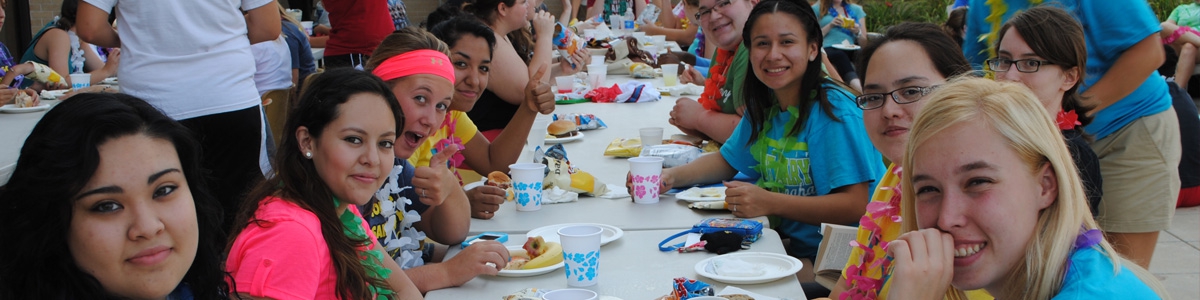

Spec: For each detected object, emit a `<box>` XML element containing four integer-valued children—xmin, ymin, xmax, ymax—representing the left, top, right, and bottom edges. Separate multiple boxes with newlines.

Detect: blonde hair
<box><xmin>277</xmin><ymin>2</ymin><xmax>302</xmax><ymax>29</ymax></box>
<box><xmin>898</xmin><ymin>77</ymin><xmax>1166</xmax><ymax>299</ymax></box>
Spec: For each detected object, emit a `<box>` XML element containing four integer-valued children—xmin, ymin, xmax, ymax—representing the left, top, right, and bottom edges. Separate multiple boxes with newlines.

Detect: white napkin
<box><xmin>718</xmin><ymin>286</ymin><xmax>787</xmax><ymax>300</ymax></box>
<box><xmin>541</xmin><ymin>186</ymin><xmax>579</xmax><ymax>204</ymax></box>
<box><xmin>596</xmin><ymin>184</ymin><xmax>631</xmax><ymax>199</ymax></box>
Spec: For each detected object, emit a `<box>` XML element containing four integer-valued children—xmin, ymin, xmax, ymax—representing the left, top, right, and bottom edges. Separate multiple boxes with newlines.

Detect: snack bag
<box><xmin>639</xmin><ymin>144</ymin><xmax>703</xmax><ymax>168</ymax></box>
<box><xmin>671</xmin><ymin>277</ymin><xmax>715</xmax><ymax>300</ymax></box>
<box><xmin>553</xmin><ymin>22</ymin><xmax>587</xmax><ymax>58</ymax></box>
<box><xmin>628</xmin><ymin>62</ymin><xmax>656</xmax><ymax>79</ymax></box>
<box><xmin>541</xmin><ymin>144</ymin><xmax>609</xmax><ymax>195</ymax></box>
<box><xmin>25</xmin><ymin>62</ymin><xmax>67</xmax><ymax>86</ymax></box>
<box><xmin>552</xmin><ymin>113</ymin><xmax>608</xmax><ymax>130</ymax></box>
<box><xmin>603</xmin><ymin>138</ymin><xmax>643</xmax><ymax>157</ymax></box>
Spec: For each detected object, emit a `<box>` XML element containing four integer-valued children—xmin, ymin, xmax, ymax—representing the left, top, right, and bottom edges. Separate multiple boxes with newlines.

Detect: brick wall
<box><xmin>28</xmin><ymin>0</ymin><xmax>59</xmax><ymax>35</ymax></box>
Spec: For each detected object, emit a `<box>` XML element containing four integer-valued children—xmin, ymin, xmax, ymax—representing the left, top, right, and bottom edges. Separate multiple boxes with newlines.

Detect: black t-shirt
<box><xmin>468</xmin><ymin>89</ymin><xmax>520</xmax><ymax>131</ymax></box>
<box><xmin>1168</xmin><ymin>81</ymin><xmax>1200</xmax><ymax>188</ymax></box>
<box><xmin>1064</xmin><ymin>129</ymin><xmax>1103</xmax><ymax>217</ymax></box>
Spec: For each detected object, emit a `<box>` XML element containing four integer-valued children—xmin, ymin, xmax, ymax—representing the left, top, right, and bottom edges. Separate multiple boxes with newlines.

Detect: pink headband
<box><xmin>372</xmin><ymin>49</ymin><xmax>456</xmax><ymax>84</ymax></box>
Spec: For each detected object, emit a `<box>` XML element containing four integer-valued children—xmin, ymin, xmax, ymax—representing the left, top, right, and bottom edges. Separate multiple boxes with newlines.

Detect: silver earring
<box><xmin>305</xmin><ymin>151</ymin><xmax>313</xmax><ymax>159</ymax></box>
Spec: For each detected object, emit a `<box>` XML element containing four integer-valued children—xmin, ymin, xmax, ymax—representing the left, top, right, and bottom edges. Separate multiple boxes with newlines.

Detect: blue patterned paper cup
<box><xmin>510</xmin><ymin>163</ymin><xmax>545</xmax><ymax>211</ymax></box>
<box><xmin>558</xmin><ymin>225</ymin><xmax>602</xmax><ymax>287</ymax></box>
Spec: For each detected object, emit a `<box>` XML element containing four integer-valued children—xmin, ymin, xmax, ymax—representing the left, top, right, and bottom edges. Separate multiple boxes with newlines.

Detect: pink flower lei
<box><xmin>841</xmin><ymin>166</ymin><xmax>903</xmax><ymax>300</ymax></box>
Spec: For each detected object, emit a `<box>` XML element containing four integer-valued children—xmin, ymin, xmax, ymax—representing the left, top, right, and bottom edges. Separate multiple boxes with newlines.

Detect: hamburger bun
<box><xmin>547</xmin><ymin>120</ymin><xmax>578</xmax><ymax>138</ymax></box>
<box><xmin>486</xmin><ymin>171</ymin><xmax>512</xmax><ymax>189</ymax></box>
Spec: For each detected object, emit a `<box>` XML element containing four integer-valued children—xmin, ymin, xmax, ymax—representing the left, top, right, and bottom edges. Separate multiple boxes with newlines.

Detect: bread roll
<box><xmin>547</xmin><ymin>120</ymin><xmax>577</xmax><ymax>137</ymax></box>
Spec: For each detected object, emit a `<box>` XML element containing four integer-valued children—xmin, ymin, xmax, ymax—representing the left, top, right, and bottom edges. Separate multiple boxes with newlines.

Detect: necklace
<box><xmin>332</xmin><ymin>197</ymin><xmax>395</xmax><ymax>299</ymax></box>
<box><xmin>698</xmin><ymin>47</ymin><xmax>736</xmax><ymax>112</ymax></box>
<box><xmin>842</xmin><ymin>166</ymin><xmax>903</xmax><ymax>300</ymax></box>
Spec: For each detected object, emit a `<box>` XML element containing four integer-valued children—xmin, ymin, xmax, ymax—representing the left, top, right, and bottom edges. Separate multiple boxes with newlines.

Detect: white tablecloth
<box><xmin>427</xmin><ymin>230</ymin><xmax>806</xmax><ymax>300</ymax></box>
<box><xmin>0</xmin><ymin>100</ymin><xmax>61</xmax><ymax>184</ymax></box>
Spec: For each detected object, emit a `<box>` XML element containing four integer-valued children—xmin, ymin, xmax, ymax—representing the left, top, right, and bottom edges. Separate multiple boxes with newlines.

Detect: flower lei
<box><xmin>981</xmin><ymin>0</ymin><xmax>1043</xmax><ymax>65</ymax></box>
<box><xmin>333</xmin><ymin>197</ymin><xmax>395</xmax><ymax>299</ymax></box>
<box><xmin>432</xmin><ymin>113</ymin><xmax>466</xmax><ymax>184</ymax></box>
<box><xmin>1056</xmin><ymin>110</ymin><xmax>1081</xmax><ymax>130</ymax></box>
<box><xmin>698</xmin><ymin>47</ymin><xmax>736</xmax><ymax>112</ymax></box>
<box><xmin>841</xmin><ymin>166</ymin><xmax>903</xmax><ymax>300</ymax></box>
<box><xmin>749</xmin><ymin>103</ymin><xmax>801</xmax><ymax>192</ymax></box>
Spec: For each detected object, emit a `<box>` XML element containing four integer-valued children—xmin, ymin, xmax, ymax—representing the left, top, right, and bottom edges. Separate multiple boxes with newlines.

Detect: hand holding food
<box><xmin>485</xmin><ymin>171</ymin><xmax>515</xmax><ymax>201</ymax></box>
<box><xmin>504</xmin><ymin>236</ymin><xmax>564</xmax><ymax>270</ymax></box>
<box><xmin>12</xmin><ymin>90</ymin><xmax>38</xmax><ymax>108</ymax></box>
<box><xmin>23</xmin><ymin>62</ymin><xmax>67</xmax><ymax>87</ymax></box>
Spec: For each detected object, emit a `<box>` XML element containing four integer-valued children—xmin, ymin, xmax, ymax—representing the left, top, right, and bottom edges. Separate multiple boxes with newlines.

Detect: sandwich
<box><xmin>547</xmin><ymin>120</ymin><xmax>578</xmax><ymax>138</ymax></box>
<box><xmin>486</xmin><ymin>171</ymin><xmax>515</xmax><ymax>201</ymax></box>
<box><xmin>13</xmin><ymin>91</ymin><xmax>38</xmax><ymax>108</ymax></box>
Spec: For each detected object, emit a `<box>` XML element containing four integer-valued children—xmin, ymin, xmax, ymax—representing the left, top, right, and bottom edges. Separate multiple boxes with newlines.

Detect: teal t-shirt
<box><xmin>1053</xmin><ymin>247</ymin><xmax>1161</xmax><ymax>299</ymax></box>
<box><xmin>719</xmin><ymin>81</ymin><xmax>884</xmax><ymax>258</ymax></box>
<box><xmin>1169</xmin><ymin>3</ymin><xmax>1200</xmax><ymax>28</ymax></box>
<box><xmin>812</xmin><ymin>3</ymin><xmax>865</xmax><ymax>47</ymax></box>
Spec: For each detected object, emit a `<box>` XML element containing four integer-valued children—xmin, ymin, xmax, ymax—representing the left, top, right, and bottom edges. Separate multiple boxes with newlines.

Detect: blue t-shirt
<box><xmin>281</xmin><ymin>21</ymin><xmax>317</xmax><ymax>88</ymax></box>
<box><xmin>812</xmin><ymin>3</ymin><xmax>866</xmax><ymax>47</ymax></box>
<box><xmin>964</xmin><ymin>0</ymin><xmax>1171</xmax><ymax>140</ymax></box>
<box><xmin>1053</xmin><ymin>247</ymin><xmax>1160</xmax><ymax>299</ymax></box>
<box><xmin>360</xmin><ymin>159</ymin><xmax>431</xmax><ymax>269</ymax></box>
<box><xmin>719</xmin><ymin>82</ymin><xmax>885</xmax><ymax>258</ymax></box>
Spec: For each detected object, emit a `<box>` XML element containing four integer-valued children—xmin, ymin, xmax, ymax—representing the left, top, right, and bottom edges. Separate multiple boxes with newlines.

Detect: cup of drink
<box><xmin>628</xmin><ymin>156</ymin><xmax>664</xmax><ymax>204</ymax></box>
<box><xmin>301</xmin><ymin>21</ymin><xmax>314</xmax><ymax>36</ymax></box>
<box><xmin>555</xmin><ymin>76</ymin><xmax>574</xmax><ymax>94</ymax></box>
<box><xmin>587</xmin><ymin>65</ymin><xmax>607</xmax><ymax>89</ymax></box>
<box><xmin>639</xmin><ymin>127</ymin><xmax>663</xmax><ymax>146</ymax></box>
<box><xmin>591</xmin><ymin>55</ymin><xmax>605</xmax><ymax>65</ymax></box>
<box><xmin>542</xmin><ymin>289</ymin><xmax>599</xmax><ymax>300</ymax></box>
<box><xmin>509</xmin><ymin>163</ymin><xmax>546</xmax><ymax>211</ymax></box>
<box><xmin>70</xmin><ymin>74</ymin><xmax>91</xmax><ymax>91</ymax></box>
<box><xmin>558</xmin><ymin>225</ymin><xmax>603</xmax><ymax>287</ymax></box>
<box><xmin>661</xmin><ymin>64</ymin><xmax>679</xmax><ymax>87</ymax></box>
<box><xmin>652</xmin><ymin>35</ymin><xmax>667</xmax><ymax>49</ymax></box>
<box><xmin>632</xmin><ymin>32</ymin><xmax>647</xmax><ymax>44</ymax></box>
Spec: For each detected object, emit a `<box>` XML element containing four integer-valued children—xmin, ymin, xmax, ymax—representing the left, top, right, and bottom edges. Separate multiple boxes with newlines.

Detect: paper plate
<box><xmin>99</xmin><ymin>77</ymin><xmax>119</xmax><ymax>85</ymax></box>
<box><xmin>39</xmin><ymin>89</ymin><xmax>69</xmax><ymax>100</ymax></box>
<box><xmin>546</xmin><ymin>131</ymin><xmax>584</xmax><ymax>144</ymax></box>
<box><xmin>676</xmin><ymin>186</ymin><xmax>727</xmax><ymax>202</ymax></box>
<box><xmin>526</xmin><ymin>223</ymin><xmax>623</xmax><ymax>246</ymax></box>
<box><xmin>496</xmin><ymin>246</ymin><xmax>564</xmax><ymax>277</ymax></box>
<box><xmin>0</xmin><ymin>103</ymin><xmax>50</xmax><ymax>113</ymax></box>
<box><xmin>463</xmin><ymin>178</ymin><xmax>487</xmax><ymax>191</ymax></box>
<box><xmin>831</xmin><ymin>43</ymin><xmax>860</xmax><ymax>51</ymax></box>
<box><xmin>695</xmin><ymin>252</ymin><xmax>803</xmax><ymax>284</ymax></box>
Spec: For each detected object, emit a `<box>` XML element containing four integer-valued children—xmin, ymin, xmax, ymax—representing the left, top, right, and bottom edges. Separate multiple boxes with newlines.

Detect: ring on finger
<box><xmin>731</xmin><ymin>204</ymin><xmax>737</xmax><ymax>212</ymax></box>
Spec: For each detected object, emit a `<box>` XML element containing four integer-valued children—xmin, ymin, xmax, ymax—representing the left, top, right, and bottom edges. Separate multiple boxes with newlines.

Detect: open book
<box><xmin>813</xmin><ymin>223</ymin><xmax>858</xmax><ymax>289</ymax></box>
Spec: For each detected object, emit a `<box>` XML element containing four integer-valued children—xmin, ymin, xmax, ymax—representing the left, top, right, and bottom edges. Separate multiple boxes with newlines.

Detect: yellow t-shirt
<box><xmin>408</xmin><ymin>111</ymin><xmax>479</xmax><ymax>168</ymax></box>
<box><xmin>840</xmin><ymin>164</ymin><xmax>992</xmax><ymax>300</ymax></box>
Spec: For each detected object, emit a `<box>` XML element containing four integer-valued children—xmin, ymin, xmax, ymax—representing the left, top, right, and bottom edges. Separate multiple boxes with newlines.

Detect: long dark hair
<box><xmin>461</xmin><ymin>0</ymin><xmax>519</xmax><ymax>26</ymax></box>
<box><xmin>996</xmin><ymin>6</ymin><xmax>1093</xmax><ymax>128</ymax></box>
<box><xmin>228</xmin><ymin>68</ymin><xmax>404</xmax><ymax>300</ymax></box>
<box><xmin>428</xmin><ymin>12</ymin><xmax>498</xmax><ymax>57</ymax></box>
<box><xmin>857</xmin><ymin>22</ymin><xmax>971</xmax><ymax>84</ymax></box>
<box><xmin>944</xmin><ymin>7</ymin><xmax>968</xmax><ymax>47</ymax></box>
<box><xmin>741</xmin><ymin>0</ymin><xmax>837</xmax><ymax>144</ymax></box>
<box><xmin>54</xmin><ymin>0</ymin><xmax>77</xmax><ymax>30</ymax></box>
<box><xmin>0</xmin><ymin>93</ymin><xmax>230</xmax><ymax>299</ymax></box>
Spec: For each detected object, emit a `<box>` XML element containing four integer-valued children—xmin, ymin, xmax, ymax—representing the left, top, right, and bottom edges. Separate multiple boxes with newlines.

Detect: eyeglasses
<box><xmin>855</xmin><ymin>85</ymin><xmax>940</xmax><ymax>110</ymax></box>
<box><xmin>985</xmin><ymin>58</ymin><xmax>1054</xmax><ymax>73</ymax></box>
<box><xmin>695</xmin><ymin>0</ymin><xmax>733</xmax><ymax>21</ymax></box>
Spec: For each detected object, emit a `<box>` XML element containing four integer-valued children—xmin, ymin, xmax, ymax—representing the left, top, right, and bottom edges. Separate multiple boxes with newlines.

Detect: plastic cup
<box><xmin>542</xmin><ymin>288</ymin><xmax>599</xmax><ymax>300</ymax></box>
<box><xmin>587</xmin><ymin>66</ymin><xmax>607</xmax><ymax>89</ymax></box>
<box><xmin>628</xmin><ymin>157</ymin><xmax>664</xmax><ymax>203</ymax></box>
<box><xmin>652</xmin><ymin>35</ymin><xmax>667</xmax><ymax>49</ymax></box>
<box><xmin>558</xmin><ymin>225</ymin><xmax>602</xmax><ymax>287</ymax></box>
<box><xmin>70</xmin><ymin>74</ymin><xmax>91</xmax><ymax>91</ymax></box>
<box><xmin>528</xmin><ymin>114</ymin><xmax>553</xmax><ymax>152</ymax></box>
<box><xmin>661</xmin><ymin>64</ymin><xmax>679</xmax><ymax>87</ymax></box>
<box><xmin>591</xmin><ymin>55</ymin><xmax>605</xmax><ymax>65</ymax></box>
<box><xmin>301</xmin><ymin>21</ymin><xmax>314</xmax><ymax>36</ymax></box>
<box><xmin>509</xmin><ymin>163</ymin><xmax>545</xmax><ymax>211</ymax></box>
<box><xmin>640</xmin><ymin>127</ymin><xmax>663</xmax><ymax>147</ymax></box>
<box><xmin>632</xmin><ymin>32</ymin><xmax>647</xmax><ymax>43</ymax></box>
<box><xmin>644</xmin><ymin>45</ymin><xmax>659</xmax><ymax>55</ymax></box>
<box><xmin>555</xmin><ymin>75</ymin><xmax>574</xmax><ymax>93</ymax></box>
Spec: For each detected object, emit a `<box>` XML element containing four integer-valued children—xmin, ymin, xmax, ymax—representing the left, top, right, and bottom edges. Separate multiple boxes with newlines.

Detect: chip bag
<box><xmin>541</xmin><ymin>144</ymin><xmax>609</xmax><ymax>195</ymax></box>
<box><xmin>25</xmin><ymin>62</ymin><xmax>67</xmax><ymax>86</ymax></box>
<box><xmin>603</xmin><ymin>138</ymin><xmax>643</xmax><ymax>157</ymax></box>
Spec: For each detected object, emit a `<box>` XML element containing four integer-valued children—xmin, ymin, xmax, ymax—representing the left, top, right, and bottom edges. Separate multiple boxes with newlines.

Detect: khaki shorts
<box><xmin>1090</xmin><ymin>108</ymin><xmax>1182</xmax><ymax>233</ymax></box>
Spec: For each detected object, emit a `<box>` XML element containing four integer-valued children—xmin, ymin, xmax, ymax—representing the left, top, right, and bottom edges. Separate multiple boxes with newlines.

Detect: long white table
<box><xmin>468</xmin><ymin>74</ymin><xmax>757</xmax><ymax>234</ymax></box>
<box><xmin>427</xmin><ymin>230</ymin><xmax>805</xmax><ymax>300</ymax></box>
<box><xmin>0</xmin><ymin>100</ymin><xmax>61</xmax><ymax>184</ymax></box>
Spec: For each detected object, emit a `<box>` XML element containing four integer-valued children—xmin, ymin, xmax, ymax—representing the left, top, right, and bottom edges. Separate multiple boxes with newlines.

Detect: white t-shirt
<box><xmin>83</xmin><ymin>0</ymin><xmax>270</xmax><ymax>120</ymax></box>
<box><xmin>251</xmin><ymin>34</ymin><xmax>292</xmax><ymax>96</ymax></box>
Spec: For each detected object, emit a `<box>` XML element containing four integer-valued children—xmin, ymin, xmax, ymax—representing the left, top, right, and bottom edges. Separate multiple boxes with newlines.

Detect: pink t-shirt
<box><xmin>226</xmin><ymin>197</ymin><xmax>377</xmax><ymax>300</ymax></box>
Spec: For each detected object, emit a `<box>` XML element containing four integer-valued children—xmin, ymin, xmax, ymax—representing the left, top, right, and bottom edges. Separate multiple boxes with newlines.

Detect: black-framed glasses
<box><xmin>855</xmin><ymin>85</ymin><xmax>940</xmax><ymax>110</ymax></box>
<box><xmin>986</xmin><ymin>58</ymin><xmax>1054</xmax><ymax>73</ymax></box>
<box><xmin>695</xmin><ymin>0</ymin><xmax>733</xmax><ymax>21</ymax></box>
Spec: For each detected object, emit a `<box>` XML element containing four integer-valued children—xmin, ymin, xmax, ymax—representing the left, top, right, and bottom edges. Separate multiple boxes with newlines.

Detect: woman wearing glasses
<box><xmin>825</xmin><ymin>22</ymin><xmax>992</xmax><ymax>300</ymax></box>
<box><xmin>989</xmin><ymin>6</ymin><xmax>1102</xmax><ymax>218</ymax></box>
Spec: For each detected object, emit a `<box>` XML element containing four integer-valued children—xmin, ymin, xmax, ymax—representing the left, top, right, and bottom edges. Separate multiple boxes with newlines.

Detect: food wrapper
<box><xmin>672</xmin><ymin>277</ymin><xmax>715</xmax><ymax>300</ymax></box>
<box><xmin>541</xmin><ymin>144</ymin><xmax>609</xmax><ymax>195</ymax></box>
<box><xmin>552</xmin><ymin>113</ymin><xmax>607</xmax><ymax>130</ymax></box>
<box><xmin>628</xmin><ymin>62</ymin><xmax>656</xmax><ymax>79</ymax></box>
<box><xmin>637</xmin><ymin>3</ymin><xmax>662</xmax><ymax>26</ymax></box>
<box><xmin>553</xmin><ymin>22</ymin><xmax>587</xmax><ymax>60</ymax></box>
<box><xmin>603</xmin><ymin>138</ymin><xmax>644</xmax><ymax>157</ymax></box>
<box><xmin>501</xmin><ymin>288</ymin><xmax>546</xmax><ymax>300</ymax></box>
<box><xmin>586</xmin><ymin>84</ymin><xmax>621</xmax><ymax>103</ymax></box>
<box><xmin>26</xmin><ymin>62</ymin><xmax>66</xmax><ymax>86</ymax></box>
<box><xmin>616</xmin><ymin>81</ymin><xmax>659</xmax><ymax>103</ymax></box>
<box><xmin>639</xmin><ymin>144</ymin><xmax>703</xmax><ymax>168</ymax></box>
<box><xmin>541</xmin><ymin>186</ymin><xmax>579</xmax><ymax>204</ymax></box>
